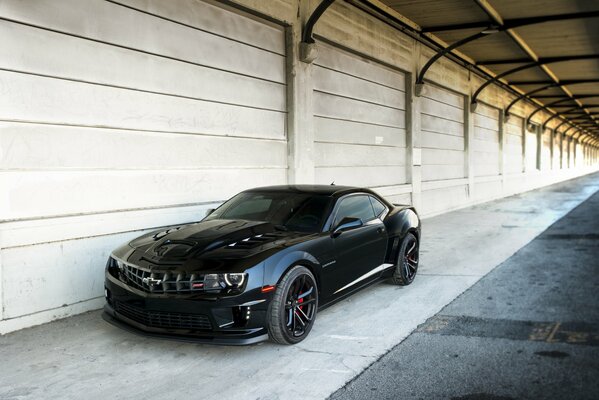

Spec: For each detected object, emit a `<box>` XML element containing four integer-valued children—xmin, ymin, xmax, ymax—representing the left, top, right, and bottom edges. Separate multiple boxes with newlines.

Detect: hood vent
<box><xmin>226</xmin><ymin>232</ymin><xmax>285</xmax><ymax>250</ymax></box>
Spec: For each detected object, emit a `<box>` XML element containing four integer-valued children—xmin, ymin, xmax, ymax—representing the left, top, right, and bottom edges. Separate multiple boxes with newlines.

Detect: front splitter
<box><xmin>102</xmin><ymin>304</ymin><xmax>269</xmax><ymax>346</ymax></box>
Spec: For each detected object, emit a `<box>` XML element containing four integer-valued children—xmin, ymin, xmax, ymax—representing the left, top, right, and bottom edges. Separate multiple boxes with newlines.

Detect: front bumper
<box><xmin>103</xmin><ymin>272</ymin><xmax>271</xmax><ymax>345</ymax></box>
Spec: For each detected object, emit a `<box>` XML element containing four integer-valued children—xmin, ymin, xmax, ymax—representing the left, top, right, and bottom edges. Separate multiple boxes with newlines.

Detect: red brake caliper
<box><xmin>298</xmin><ymin>297</ymin><xmax>304</xmax><ymax>311</ymax></box>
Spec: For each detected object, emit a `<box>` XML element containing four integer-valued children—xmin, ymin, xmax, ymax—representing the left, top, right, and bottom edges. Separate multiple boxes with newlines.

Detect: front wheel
<box><xmin>267</xmin><ymin>265</ymin><xmax>318</xmax><ymax>345</ymax></box>
<box><xmin>391</xmin><ymin>233</ymin><xmax>419</xmax><ymax>286</ymax></box>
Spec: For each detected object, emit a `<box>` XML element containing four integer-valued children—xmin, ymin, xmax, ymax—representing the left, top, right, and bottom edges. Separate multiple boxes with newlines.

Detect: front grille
<box><xmin>114</xmin><ymin>301</ymin><xmax>212</xmax><ymax>331</ymax></box>
<box><xmin>120</xmin><ymin>263</ymin><xmax>204</xmax><ymax>294</ymax></box>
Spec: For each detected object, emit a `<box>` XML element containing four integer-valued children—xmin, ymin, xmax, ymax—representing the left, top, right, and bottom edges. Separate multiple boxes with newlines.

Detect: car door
<box><xmin>324</xmin><ymin>194</ymin><xmax>388</xmax><ymax>299</ymax></box>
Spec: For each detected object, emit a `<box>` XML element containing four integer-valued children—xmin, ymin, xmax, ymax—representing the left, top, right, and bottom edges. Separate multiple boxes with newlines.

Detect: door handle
<box><xmin>377</xmin><ymin>227</ymin><xmax>385</xmax><ymax>234</ymax></box>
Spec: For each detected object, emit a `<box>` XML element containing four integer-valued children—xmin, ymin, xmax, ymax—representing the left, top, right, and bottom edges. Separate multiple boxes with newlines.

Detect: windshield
<box><xmin>205</xmin><ymin>191</ymin><xmax>333</xmax><ymax>233</ymax></box>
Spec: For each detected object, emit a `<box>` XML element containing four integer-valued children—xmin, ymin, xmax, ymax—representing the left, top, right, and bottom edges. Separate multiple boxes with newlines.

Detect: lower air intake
<box><xmin>114</xmin><ymin>301</ymin><xmax>212</xmax><ymax>331</ymax></box>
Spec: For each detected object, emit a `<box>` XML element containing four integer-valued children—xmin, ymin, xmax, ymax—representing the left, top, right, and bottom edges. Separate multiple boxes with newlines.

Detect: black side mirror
<box><xmin>332</xmin><ymin>217</ymin><xmax>363</xmax><ymax>237</ymax></box>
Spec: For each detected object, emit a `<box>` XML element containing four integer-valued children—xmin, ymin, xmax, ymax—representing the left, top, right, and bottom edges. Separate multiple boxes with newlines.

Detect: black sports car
<box><xmin>103</xmin><ymin>185</ymin><xmax>421</xmax><ymax>345</ymax></box>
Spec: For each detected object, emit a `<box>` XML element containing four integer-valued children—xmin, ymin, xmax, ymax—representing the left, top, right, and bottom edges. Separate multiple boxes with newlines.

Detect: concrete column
<box><xmin>549</xmin><ymin>129</ymin><xmax>555</xmax><ymax>170</ymax></box>
<box><xmin>521</xmin><ymin>117</ymin><xmax>527</xmax><ymax>173</ymax></box>
<box><xmin>464</xmin><ymin>94</ymin><xmax>475</xmax><ymax>199</ymax></box>
<box><xmin>560</xmin><ymin>132</ymin><xmax>564</xmax><ymax>169</ymax></box>
<box><xmin>285</xmin><ymin>1</ymin><xmax>314</xmax><ymax>184</ymax></box>
<box><xmin>406</xmin><ymin>41</ymin><xmax>422</xmax><ymax>209</ymax></box>
<box><xmin>567</xmin><ymin>136</ymin><xmax>572</xmax><ymax>168</ymax></box>
<box><xmin>536</xmin><ymin>125</ymin><xmax>542</xmax><ymax>171</ymax></box>
<box><xmin>498</xmin><ymin>109</ymin><xmax>505</xmax><ymax>187</ymax></box>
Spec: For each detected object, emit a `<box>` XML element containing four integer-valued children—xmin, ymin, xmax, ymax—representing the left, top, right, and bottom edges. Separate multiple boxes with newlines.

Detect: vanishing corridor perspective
<box><xmin>1</xmin><ymin>0</ymin><xmax>599</xmax><ymax>335</ymax></box>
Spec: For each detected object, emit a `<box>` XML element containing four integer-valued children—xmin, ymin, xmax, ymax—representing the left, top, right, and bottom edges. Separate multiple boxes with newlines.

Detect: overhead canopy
<box><xmin>348</xmin><ymin>0</ymin><xmax>599</xmax><ymax>139</ymax></box>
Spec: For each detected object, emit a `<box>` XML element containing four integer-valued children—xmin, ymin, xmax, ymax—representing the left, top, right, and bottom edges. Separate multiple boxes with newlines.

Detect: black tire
<box><xmin>391</xmin><ymin>232</ymin><xmax>419</xmax><ymax>286</ymax></box>
<box><xmin>267</xmin><ymin>265</ymin><xmax>318</xmax><ymax>345</ymax></box>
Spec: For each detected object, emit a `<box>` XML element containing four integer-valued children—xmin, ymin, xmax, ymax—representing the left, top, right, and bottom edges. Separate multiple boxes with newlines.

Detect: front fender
<box><xmin>262</xmin><ymin>250</ymin><xmax>321</xmax><ymax>288</ymax></box>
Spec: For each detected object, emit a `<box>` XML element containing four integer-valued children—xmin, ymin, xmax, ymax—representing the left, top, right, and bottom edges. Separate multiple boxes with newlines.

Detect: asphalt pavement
<box><xmin>330</xmin><ymin>185</ymin><xmax>599</xmax><ymax>400</ymax></box>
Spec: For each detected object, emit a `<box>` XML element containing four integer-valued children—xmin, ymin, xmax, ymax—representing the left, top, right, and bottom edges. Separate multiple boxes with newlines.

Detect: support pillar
<box><xmin>499</xmin><ymin>109</ymin><xmax>505</xmax><ymax>188</ymax></box>
<box><xmin>286</xmin><ymin>1</ymin><xmax>315</xmax><ymax>184</ymax></box>
<box><xmin>406</xmin><ymin>42</ymin><xmax>422</xmax><ymax>209</ymax></box>
<box><xmin>521</xmin><ymin>117</ymin><xmax>527</xmax><ymax>173</ymax></box>
<box><xmin>464</xmin><ymin>94</ymin><xmax>475</xmax><ymax>198</ymax></box>
<box><xmin>536</xmin><ymin>125</ymin><xmax>542</xmax><ymax>171</ymax></box>
<box><xmin>549</xmin><ymin>129</ymin><xmax>555</xmax><ymax>169</ymax></box>
<box><xmin>560</xmin><ymin>132</ymin><xmax>564</xmax><ymax>169</ymax></box>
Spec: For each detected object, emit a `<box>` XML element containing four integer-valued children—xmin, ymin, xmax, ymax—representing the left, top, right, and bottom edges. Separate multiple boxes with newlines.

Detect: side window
<box><xmin>333</xmin><ymin>195</ymin><xmax>376</xmax><ymax>227</ymax></box>
<box><xmin>369</xmin><ymin>196</ymin><xmax>387</xmax><ymax>218</ymax></box>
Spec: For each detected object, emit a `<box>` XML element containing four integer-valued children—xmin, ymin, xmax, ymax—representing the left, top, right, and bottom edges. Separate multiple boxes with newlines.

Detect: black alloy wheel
<box><xmin>267</xmin><ymin>265</ymin><xmax>318</xmax><ymax>345</ymax></box>
<box><xmin>391</xmin><ymin>232</ymin><xmax>419</xmax><ymax>286</ymax></box>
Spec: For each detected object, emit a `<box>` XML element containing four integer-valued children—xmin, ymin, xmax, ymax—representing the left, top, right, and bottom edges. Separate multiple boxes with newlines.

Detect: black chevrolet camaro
<box><xmin>103</xmin><ymin>185</ymin><xmax>421</xmax><ymax>345</ymax></box>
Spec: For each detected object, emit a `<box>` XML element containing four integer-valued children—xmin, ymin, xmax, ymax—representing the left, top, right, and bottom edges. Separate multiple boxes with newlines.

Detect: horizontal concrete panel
<box><xmin>473</xmin><ymin>161</ymin><xmax>500</xmax><ymax>177</ymax></box>
<box><xmin>504</xmin><ymin>158</ymin><xmax>523</xmax><ymax>174</ymax></box>
<box><xmin>0</xmin><ymin>0</ymin><xmax>285</xmax><ymax>83</ymax></box>
<box><xmin>422</xmin><ymin>148</ymin><xmax>465</xmax><ymax>166</ymax></box>
<box><xmin>474</xmin><ymin>113</ymin><xmax>499</xmax><ymax>132</ymax></box>
<box><xmin>317</xmin><ymin>0</ymin><xmax>414</xmax><ymax>71</ymax></box>
<box><xmin>386</xmin><ymin>193</ymin><xmax>412</xmax><ymax>205</ymax></box>
<box><xmin>421</xmin><ymin>116</ymin><xmax>464</xmax><ymax>137</ymax></box>
<box><xmin>2</xmin><ymin>203</ymin><xmax>217</xmax><ymax>249</ymax></box>
<box><xmin>315</xmin><ymin>165</ymin><xmax>407</xmax><ymax>187</ymax></box>
<box><xmin>421</xmin><ymin>130</ymin><xmax>465</xmax><ymax>151</ymax></box>
<box><xmin>474</xmin><ymin>138</ymin><xmax>500</xmax><ymax>153</ymax></box>
<box><xmin>421</xmin><ymin>97</ymin><xmax>464</xmax><ymax>123</ymax></box>
<box><xmin>314</xmin><ymin>66</ymin><xmax>405</xmax><ymax>109</ymax></box>
<box><xmin>421</xmin><ymin>84</ymin><xmax>464</xmax><ymax>109</ymax></box>
<box><xmin>0</xmin><ymin>21</ymin><xmax>286</xmax><ymax>112</ymax></box>
<box><xmin>421</xmin><ymin>184</ymin><xmax>468</xmax><ymax>216</ymax></box>
<box><xmin>316</xmin><ymin>43</ymin><xmax>406</xmax><ymax>90</ymax></box>
<box><xmin>371</xmin><ymin>184</ymin><xmax>413</xmax><ymax>197</ymax></box>
<box><xmin>473</xmin><ymin>179</ymin><xmax>503</xmax><ymax>201</ymax></box>
<box><xmin>1</xmin><ymin>168</ymin><xmax>286</xmax><ymax>220</ymax></box>
<box><xmin>314</xmin><ymin>92</ymin><xmax>405</xmax><ymax>128</ymax></box>
<box><xmin>0</xmin><ymin>71</ymin><xmax>285</xmax><ymax>140</ymax></box>
<box><xmin>115</xmin><ymin>0</ymin><xmax>285</xmax><ymax>55</ymax></box>
<box><xmin>474</xmin><ymin>127</ymin><xmax>500</xmax><ymax>143</ymax></box>
<box><xmin>505</xmin><ymin>123</ymin><xmax>523</xmax><ymax>137</ymax></box>
<box><xmin>473</xmin><ymin>102</ymin><xmax>499</xmax><ymax>120</ymax></box>
<box><xmin>505</xmin><ymin>134</ymin><xmax>523</xmax><ymax>146</ymax></box>
<box><xmin>315</xmin><ymin>142</ymin><xmax>406</xmax><ymax>167</ymax></box>
<box><xmin>2</xmin><ymin>230</ymin><xmax>146</xmax><ymax>319</ymax></box>
<box><xmin>0</xmin><ymin>122</ymin><xmax>286</xmax><ymax>170</ymax></box>
<box><xmin>0</xmin><ymin>0</ymin><xmax>286</xmax><ymax>83</ymax></box>
<box><xmin>421</xmin><ymin>164</ymin><xmax>465</xmax><ymax>182</ymax></box>
<box><xmin>314</xmin><ymin>117</ymin><xmax>406</xmax><ymax>147</ymax></box>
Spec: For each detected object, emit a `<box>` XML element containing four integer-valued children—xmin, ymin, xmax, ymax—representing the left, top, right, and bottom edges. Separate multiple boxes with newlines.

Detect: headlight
<box><xmin>204</xmin><ymin>273</ymin><xmax>247</xmax><ymax>292</ymax></box>
<box><xmin>223</xmin><ymin>273</ymin><xmax>245</xmax><ymax>286</ymax></box>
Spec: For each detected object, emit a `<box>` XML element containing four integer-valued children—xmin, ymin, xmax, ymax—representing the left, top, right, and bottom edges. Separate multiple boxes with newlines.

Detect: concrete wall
<box><xmin>1</xmin><ymin>0</ymin><xmax>598</xmax><ymax>333</ymax></box>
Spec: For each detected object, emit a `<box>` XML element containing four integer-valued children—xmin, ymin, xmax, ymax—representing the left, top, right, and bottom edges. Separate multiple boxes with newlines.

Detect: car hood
<box><xmin>127</xmin><ymin>219</ymin><xmax>313</xmax><ymax>265</ymax></box>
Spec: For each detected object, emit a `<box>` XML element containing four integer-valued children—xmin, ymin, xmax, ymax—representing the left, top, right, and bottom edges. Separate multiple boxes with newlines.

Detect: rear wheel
<box><xmin>391</xmin><ymin>233</ymin><xmax>419</xmax><ymax>286</ymax></box>
<box><xmin>267</xmin><ymin>265</ymin><xmax>318</xmax><ymax>345</ymax></box>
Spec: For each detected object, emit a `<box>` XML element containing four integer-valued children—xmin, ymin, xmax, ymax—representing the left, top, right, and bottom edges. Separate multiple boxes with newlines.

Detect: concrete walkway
<box><xmin>331</xmin><ymin>182</ymin><xmax>599</xmax><ymax>400</ymax></box>
<box><xmin>1</xmin><ymin>173</ymin><xmax>598</xmax><ymax>400</ymax></box>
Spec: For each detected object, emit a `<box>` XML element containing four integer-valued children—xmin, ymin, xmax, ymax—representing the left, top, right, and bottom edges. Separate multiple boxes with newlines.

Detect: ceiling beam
<box><xmin>477</xmin><ymin>54</ymin><xmax>599</xmax><ymax>65</ymax></box>
<box><xmin>508</xmin><ymin>78</ymin><xmax>599</xmax><ymax>85</ymax></box>
<box><xmin>472</xmin><ymin>0</ymin><xmax>596</xmax><ymax>132</ymax></box>
<box><xmin>421</xmin><ymin>10</ymin><xmax>599</xmax><ymax>32</ymax></box>
<box><xmin>531</xmin><ymin>94</ymin><xmax>599</xmax><ymax>99</ymax></box>
<box><xmin>547</xmin><ymin>104</ymin><xmax>599</xmax><ymax>108</ymax></box>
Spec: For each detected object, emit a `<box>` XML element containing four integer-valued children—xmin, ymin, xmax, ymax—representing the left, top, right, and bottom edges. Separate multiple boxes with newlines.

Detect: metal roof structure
<box><xmin>303</xmin><ymin>0</ymin><xmax>599</xmax><ymax>142</ymax></box>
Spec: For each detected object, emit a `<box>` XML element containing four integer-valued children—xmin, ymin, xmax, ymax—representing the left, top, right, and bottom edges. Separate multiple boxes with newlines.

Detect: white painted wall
<box><xmin>312</xmin><ymin>43</ymin><xmax>409</xmax><ymax>203</ymax></box>
<box><xmin>1</xmin><ymin>0</ymin><xmax>598</xmax><ymax>333</ymax></box>
<box><xmin>0</xmin><ymin>0</ymin><xmax>288</xmax><ymax>333</ymax></box>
